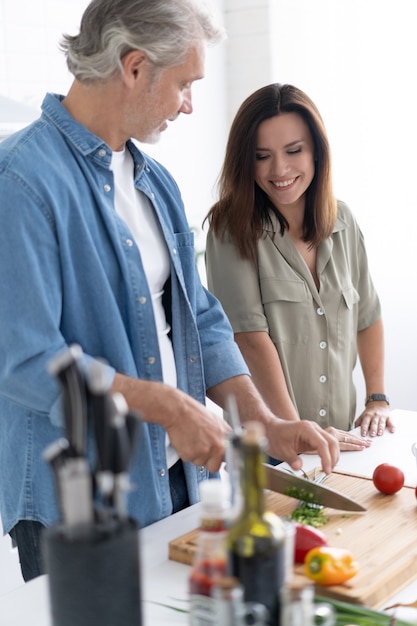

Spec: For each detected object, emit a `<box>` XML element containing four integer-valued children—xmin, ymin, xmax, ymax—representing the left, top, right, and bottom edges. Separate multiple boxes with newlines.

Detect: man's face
<box><xmin>130</xmin><ymin>42</ymin><xmax>205</xmax><ymax>144</ymax></box>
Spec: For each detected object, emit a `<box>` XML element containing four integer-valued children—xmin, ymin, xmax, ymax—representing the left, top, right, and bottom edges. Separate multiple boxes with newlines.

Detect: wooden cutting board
<box><xmin>168</xmin><ymin>471</ymin><xmax>417</xmax><ymax>609</ymax></box>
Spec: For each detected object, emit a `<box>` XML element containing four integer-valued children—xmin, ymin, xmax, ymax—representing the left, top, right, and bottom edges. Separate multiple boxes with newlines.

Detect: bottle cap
<box><xmin>199</xmin><ymin>479</ymin><xmax>230</xmax><ymax>516</ymax></box>
<box><xmin>242</xmin><ymin>421</ymin><xmax>266</xmax><ymax>445</ymax></box>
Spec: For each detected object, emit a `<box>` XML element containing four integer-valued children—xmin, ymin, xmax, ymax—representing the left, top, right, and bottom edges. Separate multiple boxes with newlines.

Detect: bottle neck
<box><xmin>240</xmin><ymin>442</ymin><xmax>266</xmax><ymax>517</ymax></box>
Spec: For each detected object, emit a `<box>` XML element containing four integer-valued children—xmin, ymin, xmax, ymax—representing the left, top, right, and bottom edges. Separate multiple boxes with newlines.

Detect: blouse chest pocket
<box><xmin>337</xmin><ymin>285</ymin><xmax>360</xmax><ymax>348</ymax></box>
<box><xmin>260</xmin><ymin>277</ymin><xmax>311</xmax><ymax>345</ymax></box>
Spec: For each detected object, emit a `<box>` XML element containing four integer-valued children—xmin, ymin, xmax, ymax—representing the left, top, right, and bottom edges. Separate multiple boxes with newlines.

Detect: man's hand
<box><xmin>111</xmin><ymin>373</ymin><xmax>231</xmax><ymax>473</ymax></box>
<box><xmin>208</xmin><ymin>375</ymin><xmax>340</xmax><ymax>475</ymax></box>
<box><xmin>264</xmin><ymin>418</ymin><xmax>340</xmax><ymax>474</ymax></box>
<box><xmin>162</xmin><ymin>389</ymin><xmax>231</xmax><ymax>473</ymax></box>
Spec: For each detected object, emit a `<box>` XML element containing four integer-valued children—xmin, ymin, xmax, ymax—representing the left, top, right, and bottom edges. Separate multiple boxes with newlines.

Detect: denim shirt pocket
<box><xmin>260</xmin><ymin>277</ymin><xmax>310</xmax><ymax>344</ymax></box>
<box><xmin>172</xmin><ymin>230</ymin><xmax>197</xmax><ymax>304</ymax></box>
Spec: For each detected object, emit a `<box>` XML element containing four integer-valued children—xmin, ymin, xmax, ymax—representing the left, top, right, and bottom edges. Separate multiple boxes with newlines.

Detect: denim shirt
<box><xmin>0</xmin><ymin>93</ymin><xmax>248</xmax><ymax>534</ymax></box>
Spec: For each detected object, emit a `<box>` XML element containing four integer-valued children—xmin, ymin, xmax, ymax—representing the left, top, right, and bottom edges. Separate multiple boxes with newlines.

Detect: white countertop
<box><xmin>2</xmin><ymin>408</ymin><xmax>417</xmax><ymax>625</ymax></box>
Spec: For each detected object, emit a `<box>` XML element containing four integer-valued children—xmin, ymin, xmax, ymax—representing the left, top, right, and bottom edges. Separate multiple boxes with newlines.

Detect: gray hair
<box><xmin>60</xmin><ymin>0</ymin><xmax>225</xmax><ymax>83</ymax></box>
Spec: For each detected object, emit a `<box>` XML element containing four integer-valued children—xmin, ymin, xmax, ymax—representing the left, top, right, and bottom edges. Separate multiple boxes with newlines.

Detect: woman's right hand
<box><xmin>325</xmin><ymin>427</ymin><xmax>371</xmax><ymax>452</ymax></box>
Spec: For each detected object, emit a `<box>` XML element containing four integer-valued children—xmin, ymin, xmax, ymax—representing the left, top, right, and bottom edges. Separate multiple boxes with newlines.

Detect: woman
<box><xmin>205</xmin><ymin>83</ymin><xmax>394</xmax><ymax>451</ymax></box>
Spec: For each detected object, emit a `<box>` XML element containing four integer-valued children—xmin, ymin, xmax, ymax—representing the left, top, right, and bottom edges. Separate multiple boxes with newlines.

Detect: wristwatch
<box><xmin>365</xmin><ymin>393</ymin><xmax>390</xmax><ymax>406</ymax></box>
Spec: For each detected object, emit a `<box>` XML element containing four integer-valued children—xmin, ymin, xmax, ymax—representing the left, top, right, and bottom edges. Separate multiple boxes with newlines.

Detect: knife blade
<box><xmin>263</xmin><ymin>464</ymin><xmax>366</xmax><ymax>512</ymax></box>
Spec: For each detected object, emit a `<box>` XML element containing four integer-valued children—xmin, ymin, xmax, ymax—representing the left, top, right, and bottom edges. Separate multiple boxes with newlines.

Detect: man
<box><xmin>0</xmin><ymin>0</ymin><xmax>338</xmax><ymax>582</ymax></box>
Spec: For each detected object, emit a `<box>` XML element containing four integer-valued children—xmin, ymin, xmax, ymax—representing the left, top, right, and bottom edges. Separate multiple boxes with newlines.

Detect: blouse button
<box><xmin>319</xmin><ymin>375</ymin><xmax>327</xmax><ymax>383</ymax></box>
<box><xmin>319</xmin><ymin>409</ymin><xmax>327</xmax><ymax>417</ymax></box>
<box><xmin>198</xmin><ymin>466</ymin><xmax>205</xmax><ymax>474</ymax></box>
<box><xmin>172</xmin><ymin>248</ymin><xmax>177</xmax><ymax>255</ymax></box>
<box><xmin>159</xmin><ymin>469</ymin><xmax>166</xmax><ymax>477</ymax></box>
<box><xmin>126</xmin><ymin>238</ymin><xmax>133</xmax><ymax>247</ymax></box>
<box><xmin>138</xmin><ymin>296</ymin><xmax>147</xmax><ymax>304</ymax></box>
<box><xmin>98</xmin><ymin>149</ymin><xmax>106</xmax><ymax>157</ymax></box>
<box><xmin>319</xmin><ymin>341</ymin><xmax>327</xmax><ymax>349</ymax></box>
<box><xmin>103</xmin><ymin>184</ymin><xmax>111</xmax><ymax>192</ymax></box>
<box><xmin>316</xmin><ymin>307</ymin><xmax>324</xmax><ymax>316</ymax></box>
<box><xmin>148</xmin><ymin>356</ymin><xmax>156</xmax><ymax>365</ymax></box>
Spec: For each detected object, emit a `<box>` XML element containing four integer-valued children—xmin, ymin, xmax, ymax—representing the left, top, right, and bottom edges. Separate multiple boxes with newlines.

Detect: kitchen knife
<box><xmin>263</xmin><ymin>464</ymin><xmax>366</xmax><ymax>512</ymax></box>
<box><xmin>43</xmin><ymin>437</ymin><xmax>94</xmax><ymax>529</ymax></box>
<box><xmin>48</xmin><ymin>344</ymin><xmax>88</xmax><ymax>457</ymax></box>
<box><xmin>107</xmin><ymin>393</ymin><xmax>133</xmax><ymax>519</ymax></box>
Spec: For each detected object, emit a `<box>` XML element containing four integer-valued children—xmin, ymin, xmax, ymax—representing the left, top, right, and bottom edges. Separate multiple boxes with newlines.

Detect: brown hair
<box><xmin>204</xmin><ymin>83</ymin><xmax>337</xmax><ymax>261</ymax></box>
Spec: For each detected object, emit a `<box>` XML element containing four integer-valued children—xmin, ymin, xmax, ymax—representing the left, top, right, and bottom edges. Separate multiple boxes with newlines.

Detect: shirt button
<box><xmin>148</xmin><ymin>356</ymin><xmax>156</xmax><ymax>365</ymax></box>
<box><xmin>319</xmin><ymin>409</ymin><xmax>327</xmax><ymax>417</ymax></box>
<box><xmin>172</xmin><ymin>248</ymin><xmax>177</xmax><ymax>255</ymax></box>
<box><xmin>138</xmin><ymin>296</ymin><xmax>147</xmax><ymax>304</ymax></box>
<box><xmin>316</xmin><ymin>307</ymin><xmax>324</xmax><ymax>316</ymax></box>
<box><xmin>103</xmin><ymin>184</ymin><xmax>111</xmax><ymax>192</ymax></box>
<box><xmin>126</xmin><ymin>238</ymin><xmax>133</xmax><ymax>247</ymax></box>
<box><xmin>189</xmin><ymin>356</ymin><xmax>196</xmax><ymax>363</ymax></box>
<box><xmin>159</xmin><ymin>469</ymin><xmax>166</xmax><ymax>477</ymax></box>
<box><xmin>98</xmin><ymin>149</ymin><xmax>106</xmax><ymax>157</ymax></box>
<box><xmin>198</xmin><ymin>466</ymin><xmax>205</xmax><ymax>474</ymax></box>
<box><xmin>319</xmin><ymin>375</ymin><xmax>327</xmax><ymax>383</ymax></box>
<box><xmin>319</xmin><ymin>341</ymin><xmax>327</xmax><ymax>349</ymax></box>
<box><xmin>150</xmin><ymin>192</ymin><xmax>155</xmax><ymax>199</ymax></box>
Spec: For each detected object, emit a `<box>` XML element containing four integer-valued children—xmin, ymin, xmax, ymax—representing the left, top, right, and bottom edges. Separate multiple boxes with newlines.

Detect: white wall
<box><xmin>267</xmin><ymin>0</ymin><xmax>417</xmax><ymax>414</ymax></box>
<box><xmin>0</xmin><ymin>0</ymin><xmax>89</xmax><ymax>106</ymax></box>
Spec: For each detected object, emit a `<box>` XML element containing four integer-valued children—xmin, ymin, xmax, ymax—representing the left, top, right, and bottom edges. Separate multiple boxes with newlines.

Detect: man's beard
<box><xmin>141</xmin><ymin>127</ymin><xmax>163</xmax><ymax>144</ymax></box>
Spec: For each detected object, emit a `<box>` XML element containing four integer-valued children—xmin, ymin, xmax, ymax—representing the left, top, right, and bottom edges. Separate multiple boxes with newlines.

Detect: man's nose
<box><xmin>179</xmin><ymin>90</ymin><xmax>193</xmax><ymax>115</ymax></box>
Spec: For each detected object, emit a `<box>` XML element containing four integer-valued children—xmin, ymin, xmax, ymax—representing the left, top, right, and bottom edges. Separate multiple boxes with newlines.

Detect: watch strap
<box><xmin>365</xmin><ymin>393</ymin><xmax>390</xmax><ymax>406</ymax></box>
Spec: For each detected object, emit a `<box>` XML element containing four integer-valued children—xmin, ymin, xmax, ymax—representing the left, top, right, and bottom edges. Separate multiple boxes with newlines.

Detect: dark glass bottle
<box><xmin>227</xmin><ymin>422</ymin><xmax>285</xmax><ymax>626</ymax></box>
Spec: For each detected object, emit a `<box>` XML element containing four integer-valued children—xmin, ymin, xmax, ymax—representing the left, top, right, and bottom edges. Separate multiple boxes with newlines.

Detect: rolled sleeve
<box><xmin>205</xmin><ymin>229</ymin><xmax>269</xmax><ymax>333</ymax></box>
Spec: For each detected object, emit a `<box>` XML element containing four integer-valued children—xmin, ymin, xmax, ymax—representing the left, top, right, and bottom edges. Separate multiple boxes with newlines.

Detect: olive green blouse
<box><xmin>205</xmin><ymin>201</ymin><xmax>381</xmax><ymax>430</ymax></box>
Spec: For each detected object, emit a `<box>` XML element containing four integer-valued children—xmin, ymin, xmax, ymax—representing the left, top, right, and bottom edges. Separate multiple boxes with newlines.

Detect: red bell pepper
<box><xmin>294</xmin><ymin>522</ymin><xmax>328</xmax><ymax>563</ymax></box>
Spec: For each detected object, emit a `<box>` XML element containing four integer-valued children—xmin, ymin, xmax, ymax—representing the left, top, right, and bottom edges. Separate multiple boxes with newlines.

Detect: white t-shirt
<box><xmin>111</xmin><ymin>148</ymin><xmax>179</xmax><ymax>468</ymax></box>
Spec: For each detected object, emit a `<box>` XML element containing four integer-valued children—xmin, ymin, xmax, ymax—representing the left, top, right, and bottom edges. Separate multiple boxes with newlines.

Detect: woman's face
<box><xmin>254</xmin><ymin>112</ymin><xmax>315</xmax><ymax>214</ymax></box>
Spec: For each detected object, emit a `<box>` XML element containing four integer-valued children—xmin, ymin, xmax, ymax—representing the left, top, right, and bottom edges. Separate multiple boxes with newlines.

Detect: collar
<box><xmin>264</xmin><ymin>201</ymin><xmax>348</xmax><ymax>236</ymax></box>
<box><xmin>41</xmin><ymin>93</ymin><xmax>147</xmax><ymax>174</ymax></box>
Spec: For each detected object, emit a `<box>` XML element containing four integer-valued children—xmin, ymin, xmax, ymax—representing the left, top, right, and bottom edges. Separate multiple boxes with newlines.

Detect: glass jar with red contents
<box><xmin>189</xmin><ymin>479</ymin><xmax>230</xmax><ymax>625</ymax></box>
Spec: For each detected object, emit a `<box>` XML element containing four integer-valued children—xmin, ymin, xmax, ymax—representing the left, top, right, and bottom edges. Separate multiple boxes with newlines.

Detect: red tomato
<box><xmin>372</xmin><ymin>463</ymin><xmax>404</xmax><ymax>494</ymax></box>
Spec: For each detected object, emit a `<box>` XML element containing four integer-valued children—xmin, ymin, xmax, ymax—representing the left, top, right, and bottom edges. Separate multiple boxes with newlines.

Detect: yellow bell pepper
<box><xmin>304</xmin><ymin>546</ymin><xmax>358</xmax><ymax>586</ymax></box>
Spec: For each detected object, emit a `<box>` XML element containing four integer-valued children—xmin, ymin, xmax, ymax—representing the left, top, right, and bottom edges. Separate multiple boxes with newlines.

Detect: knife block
<box><xmin>42</xmin><ymin>518</ymin><xmax>142</xmax><ymax>626</ymax></box>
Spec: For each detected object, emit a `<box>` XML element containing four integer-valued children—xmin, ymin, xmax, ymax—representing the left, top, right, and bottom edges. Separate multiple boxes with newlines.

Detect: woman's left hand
<box><xmin>325</xmin><ymin>427</ymin><xmax>372</xmax><ymax>451</ymax></box>
<box><xmin>355</xmin><ymin>404</ymin><xmax>395</xmax><ymax>438</ymax></box>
